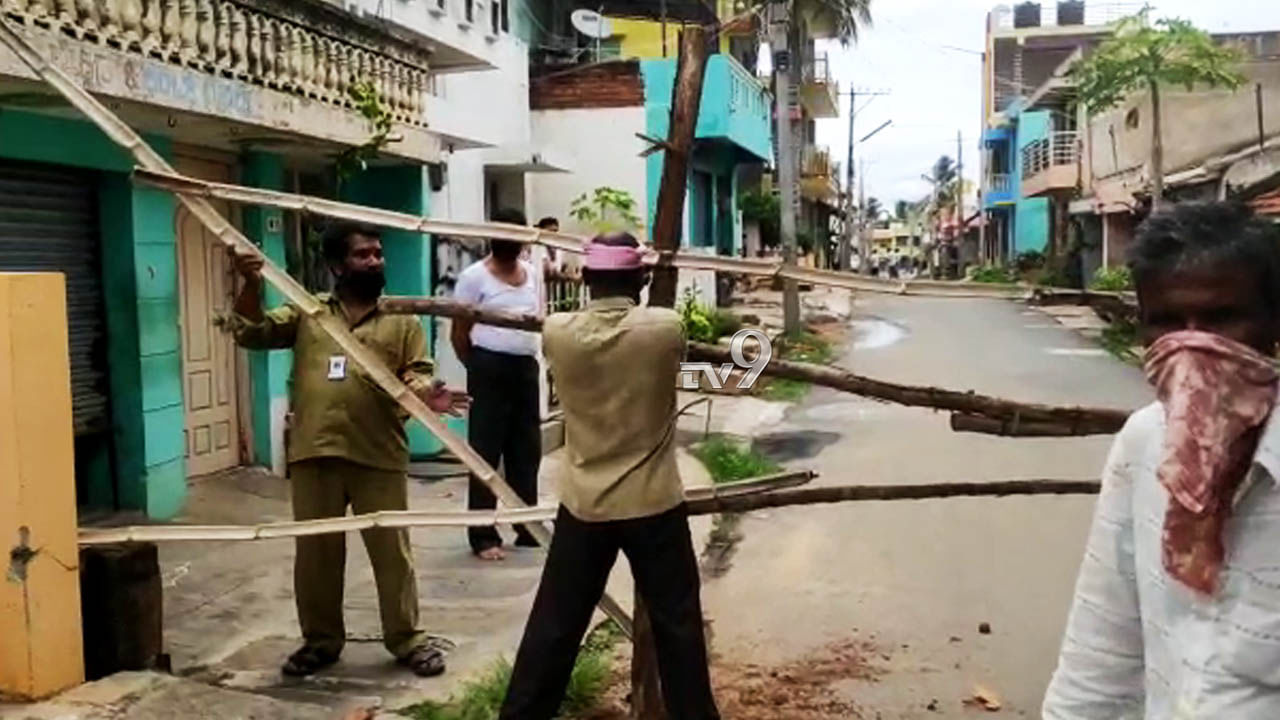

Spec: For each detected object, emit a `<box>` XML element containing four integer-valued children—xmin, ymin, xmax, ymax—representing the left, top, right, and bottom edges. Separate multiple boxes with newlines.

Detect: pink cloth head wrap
<box><xmin>583</xmin><ymin>242</ymin><xmax>643</xmax><ymax>270</ymax></box>
<box><xmin>1145</xmin><ymin>329</ymin><xmax>1279</xmax><ymax>594</ymax></box>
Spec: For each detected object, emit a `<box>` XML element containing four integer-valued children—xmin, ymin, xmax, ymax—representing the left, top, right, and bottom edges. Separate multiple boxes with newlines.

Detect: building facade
<box><xmin>0</xmin><ymin>0</ymin><xmax>523</xmax><ymax>518</ymax></box>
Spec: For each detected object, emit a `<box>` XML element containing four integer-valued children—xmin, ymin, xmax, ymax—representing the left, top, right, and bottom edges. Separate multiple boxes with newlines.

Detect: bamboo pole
<box><xmin>375</xmin><ymin>297</ymin><xmax>1134</xmax><ymax>436</ymax></box>
<box><xmin>79</xmin><ymin>471</ymin><xmax>819</xmax><ymax>546</ymax></box>
<box><xmin>686</xmin><ymin>478</ymin><xmax>1102</xmax><ymax>515</ymax></box>
<box><xmin>130</xmin><ymin>168</ymin><xmax>1035</xmax><ymax>302</ymax></box>
<box><xmin>0</xmin><ymin>17</ymin><xmax>653</xmax><ymax>635</ymax></box>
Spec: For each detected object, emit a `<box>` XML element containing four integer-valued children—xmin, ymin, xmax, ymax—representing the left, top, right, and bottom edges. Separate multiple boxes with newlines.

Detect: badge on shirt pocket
<box><xmin>328</xmin><ymin>355</ymin><xmax>347</xmax><ymax>380</ymax></box>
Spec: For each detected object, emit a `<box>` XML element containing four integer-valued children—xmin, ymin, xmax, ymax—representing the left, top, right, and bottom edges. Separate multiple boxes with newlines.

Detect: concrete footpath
<box><xmin>1</xmin><ymin>446</ymin><xmax>717</xmax><ymax>720</ymax></box>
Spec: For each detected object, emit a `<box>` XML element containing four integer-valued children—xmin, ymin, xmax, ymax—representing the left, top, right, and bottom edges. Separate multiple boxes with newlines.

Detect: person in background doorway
<box><xmin>499</xmin><ymin>232</ymin><xmax>720</xmax><ymax>720</ymax></box>
<box><xmin>229</xmin><ymin>221</ymin><xmax>470</xmax><ymax>679</ymax></box>
<box><xmin>1043</xmin><ymin>202</ymin><xmax>1280</xmax><ymax>719</ymax></box>
<box><xmin>451</xmin><ymin>208</ymin><xmax>544</xmax><ymax>561</ymax></box>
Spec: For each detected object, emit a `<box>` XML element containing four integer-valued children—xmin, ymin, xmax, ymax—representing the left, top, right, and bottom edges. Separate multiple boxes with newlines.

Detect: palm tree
<box><xmin>863</xmin><ymin>196</ymin><xmax>883</xmax><ymax>226</ymax></box>
<box><xmin>797</xmin><ymin>0</ymin><xmax>874</xmax><ymax>44</ymax></box>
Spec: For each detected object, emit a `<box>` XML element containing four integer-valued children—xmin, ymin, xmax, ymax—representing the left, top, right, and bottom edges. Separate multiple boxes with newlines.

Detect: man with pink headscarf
<box><xmin>1044</xmin><ymin>202</ymin><xmax>1280</xmax><ymax>719</ymax></box>
<box><xmin>499</xmin><ymin>232</ymin><xmax>720</xmax><ymax>720</ymax></box>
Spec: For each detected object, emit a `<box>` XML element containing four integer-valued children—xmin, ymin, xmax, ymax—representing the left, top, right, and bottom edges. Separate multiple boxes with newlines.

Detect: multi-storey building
<box><xmin>0</xmin><ymin>0</ymin><xmax>546</xmax><ymax>518</ymax></box>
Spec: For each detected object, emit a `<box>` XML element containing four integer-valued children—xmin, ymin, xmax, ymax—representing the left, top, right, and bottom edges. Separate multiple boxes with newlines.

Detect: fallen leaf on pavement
<box><xmin>962</xmin><ymin>685</ymin><xmax>1002</xmax><ymax>712</ymax></box>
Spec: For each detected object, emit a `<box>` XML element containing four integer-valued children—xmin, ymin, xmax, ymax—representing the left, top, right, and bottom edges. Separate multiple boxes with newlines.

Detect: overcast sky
<box><xmin>806</xmin><ymin>1</ymin><xmax>1280</xmax><ymax>210</ymax></box>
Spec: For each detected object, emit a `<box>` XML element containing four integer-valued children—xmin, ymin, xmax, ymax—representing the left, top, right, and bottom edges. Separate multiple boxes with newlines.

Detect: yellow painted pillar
<box><xmin>0</xmin><ymin>273</ymin><xmax>84</xmax><ymax>699</ymax></box>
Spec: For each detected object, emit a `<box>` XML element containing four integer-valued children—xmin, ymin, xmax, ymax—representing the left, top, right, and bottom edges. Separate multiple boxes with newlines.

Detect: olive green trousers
<box><xmin>289</xmin><ymin>457</ymin><xmax>427</xmax><ymax>659</ymax></box>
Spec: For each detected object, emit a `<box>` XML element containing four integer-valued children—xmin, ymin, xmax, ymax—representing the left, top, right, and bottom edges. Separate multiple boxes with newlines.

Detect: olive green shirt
<box><xmin>232</xmin><ymin>294</ymin><xmax>434</xmax><ymax>472</ymax></box>
<box><xmin>543</xmin><ymin>296</ymin><xmax>686</xmax><ymax>522</ymax></box>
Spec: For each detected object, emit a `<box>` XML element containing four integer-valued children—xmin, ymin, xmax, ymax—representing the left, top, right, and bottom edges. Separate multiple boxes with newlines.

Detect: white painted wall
<box><xmin>339</xmin><ymin>0</ymin><xmax>505</xmax><ymax>72</ymax></box>
<box><xmin>527</xmin><ymin>107</ymin><xmax>649</xmax><ymax>237</ymax></box>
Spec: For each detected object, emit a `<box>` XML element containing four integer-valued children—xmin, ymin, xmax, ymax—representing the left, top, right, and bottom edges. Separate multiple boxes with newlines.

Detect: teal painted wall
<box><xmin>341</xmin><ymin>165</ymin><xmax>447</xmax><ymax>457</ymax></box>
<box><xmin>1013</xmin><ymin>110</ymin><xmax>1051</xmax><ymax>255</ymax></box>
<box><xmin>241</xmin><ymin>152</ymin><xmax>291</xmax><ymax>469</ymax></box>
<box><xmin>1</xmin><ymin>109</ymin><xmax>186</xmax><ymax>518</ymax></box>
<box><xmin>99</xmin><ymin>174</ymin><xmax>187</xmax><ymax>519</ymax></box>
<box><xmin>641</xmin><ymin>56</ymin><xmax>770</xmax><ymax>252</ymax></box>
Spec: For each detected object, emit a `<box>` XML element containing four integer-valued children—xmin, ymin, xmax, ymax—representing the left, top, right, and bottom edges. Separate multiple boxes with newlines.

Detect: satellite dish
<box><xmin>571</xmin><ymin>9</ymin><xmax>613</xmax><ymax>39</ymax></box>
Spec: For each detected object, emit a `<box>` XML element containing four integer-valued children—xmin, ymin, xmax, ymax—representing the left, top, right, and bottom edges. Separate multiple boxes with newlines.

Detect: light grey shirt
<box><xmin>1044</xmin><ymin>397</ymin><xmax>1280</xmax><ymax>719</ymax></box>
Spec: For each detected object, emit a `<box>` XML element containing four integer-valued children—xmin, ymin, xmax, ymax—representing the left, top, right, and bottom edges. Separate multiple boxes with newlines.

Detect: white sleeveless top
<box><xmin>453</xmin><ymin>259</ymin><xmax>541</xmax><ymax>356</ymax></box>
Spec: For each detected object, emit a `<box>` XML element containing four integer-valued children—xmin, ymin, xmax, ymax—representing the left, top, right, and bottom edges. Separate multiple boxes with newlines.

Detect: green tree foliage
<box><xmin>569</xmin><ymin>187</ymin><xmax>642</xmax><ymax>233</ymax></box>
<box><xmin>1070</xmin><ymin>10</ymin><xmax>1245</xmax><ymax>208</ymax></box>
<box><xmin>739</xmin><ymin>189</ymin><xmax>781</xmax><ymax>249</ymax></box>
<box><xmin>799</xmin><ymin>0</ymin><xmax>873</xmax><ymax>45</ymax></box>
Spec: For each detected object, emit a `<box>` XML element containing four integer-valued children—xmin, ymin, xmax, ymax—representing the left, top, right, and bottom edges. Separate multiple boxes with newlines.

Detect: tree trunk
<box><xmin>648</xmin><ymin>26</ymin><xmax>710</xmax><ymax>308</ymax></box>
<box><xmin>1150</xmin><ymin>80</ymin><xmax>1164</xmax><ymax>211</ymax></box>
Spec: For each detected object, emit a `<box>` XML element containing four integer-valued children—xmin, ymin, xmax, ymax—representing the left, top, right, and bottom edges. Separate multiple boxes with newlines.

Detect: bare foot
<box><xmin>476</xmin><ymin>546</ymin><xmax>506</xmax><ymax>561</ymax></box>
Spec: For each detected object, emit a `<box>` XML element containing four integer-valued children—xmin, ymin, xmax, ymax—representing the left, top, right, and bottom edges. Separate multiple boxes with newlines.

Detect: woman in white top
<box><xmin>451</xmin><ymin>208</ymin><xmax>544</xmax><ymax>560</ymax></box>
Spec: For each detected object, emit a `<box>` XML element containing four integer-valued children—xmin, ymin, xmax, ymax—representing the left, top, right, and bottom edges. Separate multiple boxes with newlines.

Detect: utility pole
<box><xmin>839</xmin><ymin>87</ymin><xmax>889</xmax><ymax>273</ymax></box>
<box><xmin>769</xmin><ymin>0</ymin><xmax>800</xmax><ymax>335</ymax></box>
<box><xmin>956</xmin><ymin>130</ymin><xmax>964</xmax><ymax>242</ymax></box>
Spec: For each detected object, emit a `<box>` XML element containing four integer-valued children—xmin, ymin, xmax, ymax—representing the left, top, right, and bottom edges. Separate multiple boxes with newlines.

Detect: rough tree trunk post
<box><xmin>635</xmin><ymin>24</ymin><xmax>711</xmax><ymax>720</ymax></box>
<box><xmin>647</xmin><ymin>26</ymin><xmax>710</xmax><ymax>308</ymax></box>
<box><xmin>1150</xmin><ymin>80</ymin><xmax>1164</xmax><ymax>211</ymax></box>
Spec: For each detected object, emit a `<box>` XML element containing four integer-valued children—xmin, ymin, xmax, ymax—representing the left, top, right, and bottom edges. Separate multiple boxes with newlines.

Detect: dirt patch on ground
<box><xmin>583</xmin><ymin>638</ymin><xmax>885</xmax><ymax>719</ymax></box>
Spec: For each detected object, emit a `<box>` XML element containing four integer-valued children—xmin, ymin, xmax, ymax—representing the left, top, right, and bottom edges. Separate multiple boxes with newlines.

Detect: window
<box><xmin>464</xmin><ymin>0</ymin><xmax>474</xmax><ymax>24</ymax></box>
<box><xmin>501</xmin><ymin>0</ymin><xmax>509</xmax><ymax>32</ymax></box>
<box><xmin>490</xmin><ymin>0</ymin><xmax>500</xmax><ymax>35</ymax></box>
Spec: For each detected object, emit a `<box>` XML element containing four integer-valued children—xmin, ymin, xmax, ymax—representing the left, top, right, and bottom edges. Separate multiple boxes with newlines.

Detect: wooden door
<box><xmin>175</xmin><ymin>155</ymin><xmax>241</xmax><ymax>476</ymax></box>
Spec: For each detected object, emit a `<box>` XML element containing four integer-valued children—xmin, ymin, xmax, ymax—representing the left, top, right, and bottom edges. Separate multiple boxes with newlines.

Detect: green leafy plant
<box><xmin>677</xmin><ymin>287</ymin><xmax>741</xmax><ymax>343</ymax></box>
<box><xmin>1014</xmin><ymin>250</ymin><xmax>1046</xmax><ymax>273</ymax></box>
<box><xmin>400</xmin><ymin>621</ymin><xmax>622</xmax><ymax>720</ymax></box>
<box><xmin>1071</xmin><ymin>10</ymin><xmax>1245</xmax><ymax>209</ymax></box>
<box><xmin>755</xmin><ymin>331</ymin><xmax>836</xmax><ymax>402</ymax></box>
<box><xmin>739</xmin><ymin>189</ymin><xmax>781</xmax><ymax>249</ymax></box>
<box><xmin>969</xmin><ymin>265</ymin><xmax>1019</xmax><ymax>284</ymax></box>
<box><xmin>694</xmin><ymin>435</ymin><xmax>780</xmax><ymax>485</ymax></box>
<box><xmin>1090</xmin><ymin>266</ymin><xmax>1134</xmax><ymax>291</ymax></box>
<box><xmin>1100</xmin><ymin>317</ymin><xmax>1142</xmax><ymax>365</ymax></box>
<box><xmin>569</xmin><ymin>187</ymin><xmax>642</xmax><ymax>232</ymax></box>
<box><xmin>336</xmin><ymin>81</ymin><xmax>398</xmax><ymax>186</ymax></box>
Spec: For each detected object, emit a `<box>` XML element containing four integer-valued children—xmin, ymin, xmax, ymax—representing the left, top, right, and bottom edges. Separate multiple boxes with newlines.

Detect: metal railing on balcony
<box><xmin>1021</xmin><ymin>131</ymin><xmax>1080</xmax><ymax>177</ymax></box>
<box><xmin>802</xmin><ymin>146</ymin><xmax>833</xmax><ymax>178</ymax></box>
<box><xmin>802</xmin><ymin>52</ymin><xmax>832</xmax><ymax>85</ymax></box>
<box><xmin>2</xmin><ymin>0</ymin><xmax>431</xmax><ymax>125</ymax></box>
<box><xmin>988</xmin><ymin>173</ymin><xmax>1012</xmax><ymax>194</ymax></box>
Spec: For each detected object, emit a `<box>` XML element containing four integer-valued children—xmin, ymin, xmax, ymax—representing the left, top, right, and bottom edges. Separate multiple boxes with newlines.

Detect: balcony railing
<box><xmin>1021</xmin><ymin>131</ymin><xmax>1080</xmax><ymax>177</ymax></box>
<box><xmin>802</xmin><ymin>52</ymin><xmax>832</xmax><ymax>85</ymax></box>
<box><xmin>802</xmin><ymin>146</ymin><xmax>833</xmax><ymax>178</ymax></box>
<box><xmin>988</xmin><ymin>173</ymin><xmax>1012</xmax><ymax>194</ymax></box>
<box><xmin>2</xmin><ymin>0</ymin><xmax>431</xmax><ymax>126</ymax></box>
<box><xmin>991</xmin><ymin>2</ymin><xmax>1143</xmax><ymax>30</ymax></box>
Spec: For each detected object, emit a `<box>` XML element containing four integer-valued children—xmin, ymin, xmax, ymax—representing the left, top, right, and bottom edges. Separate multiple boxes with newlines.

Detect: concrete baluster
<box><xmin>261</xmin><ymin>17</ymin><xmax>276</xmax><ymax>84</ymax></box>
<box><xmin>244</xmin><ymin>11</ymin><xmax>260</xmax><ymax>77</ymax></box>
<box><xmin>97</xmin><ymin>0</ymin><xmax>120</xmax><ymax>42</ymax></box>
<box><xmin>333</xmin><ymin>44</ymin><xmax>349</xmax><ymax>101</ymax></box>
<box><xmin>287</xmin><ymin>25</ymin><xmax>301</xmax><ymax>90</ymax></box>
<box><xmin>213</xmin><ymin>1</ymin><xmax>229</xmax><ymax>68</ymax></box>
<box><xmin>299</xmin><ymin>31</ymin><xmax>314</xmax><ymax>96</ymax></box>
<box><xmin>139</xmin><ymin>0</ymin><xmax>161</xmax><ymax>52</ymax></box>
<box><xmin>1</xmin><ymin>0</ymin><xmax>27</xmax><ymax>21</ymax></box>
<box><xmin>160</xmin><ymin>0</ymin><xmax>179</xmax><ymax>55</ymax></box>
<box><xmin>119</xmin><ymin>0</ymin><xmax>141</xmax><ymax>45</ymax></box>
<box><xmin>75</xmin><ymin>0</ymin><xmax>97</xmax><ymax>33</ymax></box>
<box><xmin>272</xmin><ymin>21</ymin><xmax>288</xmax><ymax>87</ymax></box>
<box><xmin>195</xmin><ymin>0</ymin><xmax>214</xmax><ymax>65</ymax></box>
<box><xmin>178</xmin><ymin>0</ymin><xmax>196</xmax><ymax>60</ymax></box>
<box><xmin>320</xmin><ymin>38</ymin><xmax>336</xmax><ymax>101</ymax></box>
<box><xmin>55</xmin><ymin>0</ymin><xmax>75</xmax><ymax>26</ymax></box>
<box><xmin>26</xmin><ymin>0</ymin><xmax>50</xmax><ymax>23</ymax></box>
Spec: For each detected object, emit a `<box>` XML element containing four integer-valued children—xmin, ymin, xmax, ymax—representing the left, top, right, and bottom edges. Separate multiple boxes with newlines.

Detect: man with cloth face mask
<box><xmin>230</xmin><ymin>221</ymin><xmax>470</xmax><ymax>679</ymax></box>
<box><xmin>1044</xmin><ymin>202</ymin><xmax>1280</xmax><ymax>719</ymax></box>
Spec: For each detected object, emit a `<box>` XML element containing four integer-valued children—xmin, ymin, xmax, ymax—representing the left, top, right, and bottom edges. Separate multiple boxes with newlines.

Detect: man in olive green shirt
<box><xmin>230</xmin><ymin>221</ymin><xmax>468</xmax><ymax>678</ymax></box>
<box><xmin>500</xmin><ymin>232</ymin><xmax>720</xmax><ymax>720</ymax></box>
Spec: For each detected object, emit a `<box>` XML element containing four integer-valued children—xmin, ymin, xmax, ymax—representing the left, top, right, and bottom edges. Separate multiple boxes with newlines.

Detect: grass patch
<box><xmin>1100</xmin><ymin>318</ymin><xmax>1141</xmax><ymax>365</ymax></box>
<box><xmin>969</xmin><ymin>265</ymin><xmax>1019</xmax><ymax>284</ymax></box>
<box><xmin>753</xmin><ymin>331</ymin><xmax>835</xmax><ymax>402</ymax></box>
<box><xmin>693</xmin><ymin>435</ymin><xmax>781</xmax><ymax>485</ymax></box>
<box><xmin>400</xmin><ymin>621</ymin><xmax>624</xmax><ymax>720</ymax></box>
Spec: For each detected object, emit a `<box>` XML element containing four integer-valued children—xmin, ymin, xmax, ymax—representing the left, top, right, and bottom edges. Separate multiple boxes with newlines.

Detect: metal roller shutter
<box><xmin>0</xmin><ymin>160</ymin><xmax>109</xmax><ymax>436</ymax></box>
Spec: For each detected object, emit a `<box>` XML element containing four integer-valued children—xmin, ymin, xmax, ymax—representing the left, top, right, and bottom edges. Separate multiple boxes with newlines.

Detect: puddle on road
<box><xmin>751</xmin><ymin>430</ymin><xmax>843</xmax><ymax>463</ymax></box>
<box><xmin>850</xmin><ymin>317</ymin><xmax>908</xmax><ymax>350</ymax></box>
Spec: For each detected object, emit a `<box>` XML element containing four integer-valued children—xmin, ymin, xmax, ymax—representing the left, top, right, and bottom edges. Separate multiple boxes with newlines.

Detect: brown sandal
<box><xmin>399</xmin><ymin>642</ymin><xmax>448</xmax><ymax>677</ymax></box>
<box><xmin>282</xmin><ymin>646</ymin><xmax>340</xmax><ymax>677</ymax></box>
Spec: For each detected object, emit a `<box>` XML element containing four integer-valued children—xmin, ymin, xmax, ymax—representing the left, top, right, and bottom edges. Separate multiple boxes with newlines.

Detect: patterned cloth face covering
<box><xmin>1144</xmin><ymin>329</ymin><xmax>1279</xmax><ymax>594</ymax></box>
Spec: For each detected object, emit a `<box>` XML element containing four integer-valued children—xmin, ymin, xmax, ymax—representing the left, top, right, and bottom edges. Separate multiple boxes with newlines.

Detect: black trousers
<box><xmin>500</xmin><ymin>504</ymin><xmax>720</xmax><ymax>720</ymax></box>
<box><xmin>466</xmin><ymin>346</ymin><xmax>542</xmax><ymax>553</ymax></box>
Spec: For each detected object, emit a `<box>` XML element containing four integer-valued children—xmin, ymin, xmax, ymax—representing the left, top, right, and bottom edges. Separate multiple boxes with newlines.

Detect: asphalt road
<box><xmin>699</xmin><ymin>293</ymin><xmax>1154</xmax><ymax>718</ymax></box>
